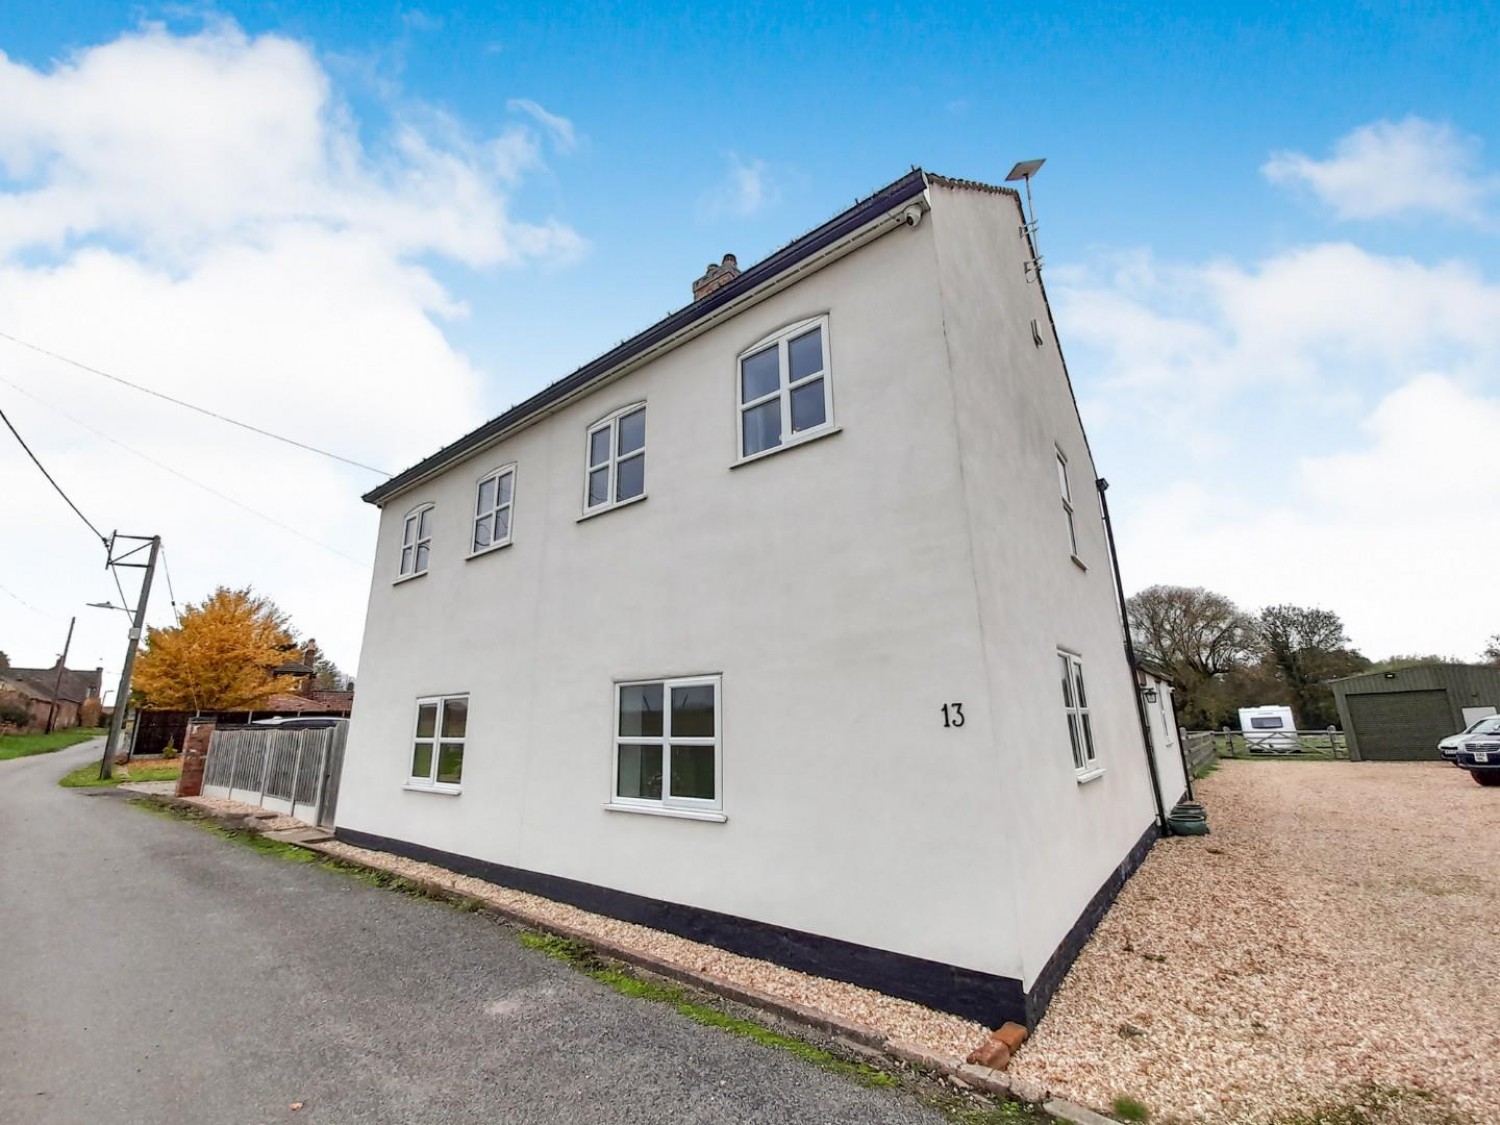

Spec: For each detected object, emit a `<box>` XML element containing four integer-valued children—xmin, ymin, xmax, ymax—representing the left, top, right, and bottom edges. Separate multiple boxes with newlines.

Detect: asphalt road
<box><xmin>0</xmin><ymin>740</ymin><xmax>945</xmax><ymax>1125</ymax></box>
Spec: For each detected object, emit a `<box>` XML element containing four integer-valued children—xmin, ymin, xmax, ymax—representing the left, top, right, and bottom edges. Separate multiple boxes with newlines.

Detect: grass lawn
<box><xmin>59</xmin><ymin>757</ymin><xmax>182</xmax><ymax>788</ymax></box>
<box><xmin>0</xmin><ymin>727</ymin><xmax>108</xmax><ymax>761</ymax></box>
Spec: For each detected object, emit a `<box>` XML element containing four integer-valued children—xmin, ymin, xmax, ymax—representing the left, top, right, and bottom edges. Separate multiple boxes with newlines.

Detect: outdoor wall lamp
<box><xmin>1142</xmin><ymin>685</ymin><xmax>1159</xmax><ymax>704</ymax></box>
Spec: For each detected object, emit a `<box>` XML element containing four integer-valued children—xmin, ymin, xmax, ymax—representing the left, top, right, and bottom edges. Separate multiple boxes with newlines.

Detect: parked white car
<box><xmin>1440</xmin><ymin>715</ymin><xmax>1500</xmax><ymax>759</ymax></box>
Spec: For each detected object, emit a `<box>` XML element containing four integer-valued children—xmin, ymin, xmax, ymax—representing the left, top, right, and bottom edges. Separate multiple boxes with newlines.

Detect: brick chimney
<box><xmin>692</xmin><ymin>253</ymin><xmax>739</xmax><ymax>301</ymax></box>
<box><xmin>302</xmin><ymin>639</ymin><xmax>319</xmax><ymax>696</ymax></box>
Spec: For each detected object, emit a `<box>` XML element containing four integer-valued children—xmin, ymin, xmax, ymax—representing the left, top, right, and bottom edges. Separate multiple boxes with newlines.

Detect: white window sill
<box><xmin>403</xmin><ymin>782</ymin><xmax>462</xmax><ymax>796</ymax></box>
<box><xmin>393</xmin><ymin>570</ymin><xmax>429</xmax><ymax>586</ymax></box>
<box><xmin>603</xmin><ymin>802</ymin><xmax>727</xmax><ymax>823</ymax></box>
<box><xmin>1075</xmin><ymin>767</ymin><xmax>1106</xmax><ymax>785</ymax></box>
<box><xmin>466</xmin><ymin>540</ymin><xmax>513</xmax><ymax>561</ymax></box>
<box><xmin>1070</xmin><ymin>554</ymin><xmax>1088</xmax><ymax>572</ymax></box>
<box><xmin>731</xmin><ymin>425</ymin><xmax>842</xmax><ymax>469</ymax></box>
<box><xmin>577</xmin><ymin>493</ymin><xmax>647</xmax><ymax>523</ymax></box>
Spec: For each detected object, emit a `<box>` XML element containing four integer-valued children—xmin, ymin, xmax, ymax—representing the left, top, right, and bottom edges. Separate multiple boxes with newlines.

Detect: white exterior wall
<box><xmin>1142</xmin><ymin>673</ymin><xmax>1188</xmax><ymax>808</ymax></box>
<box><xmin>340</xmin><ymin>219</ymin><xmax>1026</xmax><ymax>980</ymax></box>
<box><xmin>923</xmin><ymin>183</ymin><xmax>1160</xmax><ymax>990</ymax></box>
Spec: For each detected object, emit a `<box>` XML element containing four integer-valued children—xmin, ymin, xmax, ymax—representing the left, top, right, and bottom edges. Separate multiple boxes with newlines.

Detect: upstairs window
<box><xmin>399</xmin><ymin>504</ymin><xmax>434</xmax><ymax>579</ymax></box>
<box><xmin>738</xmin><ymin>316</ymin><xmax>833</xmax><ymax>459</ymax></box>
<box><xmin>473</xmin><ymin>466</ymin><xmax>516</xmax><ymax>554</ymax></box>
<box><xmin>585</xmin><ymin>405</ymin><xmax>647</xmax><ymax>513</ymax></box>
<box><xmin>1056</xmin><ymin>450</ymin><xmax>1079</xmax><ymax>560</ymax></box>
<box><xmin>613</xmin><ymin>675</ymin><xmax>721</xmax><ymax>812</ymax></box>
<box><xmin>410</xmin><ymin>695</ymin><xmax>467</xmax><ymax>790</ymax></box>
<box><xmin>1059</xmin><ymin>652</ymin><xmax>1098</xmax><ymax>775</ymax></box>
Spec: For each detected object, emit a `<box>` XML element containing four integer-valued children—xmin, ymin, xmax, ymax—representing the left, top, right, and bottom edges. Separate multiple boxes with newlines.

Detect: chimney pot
<box><xmin>692</xmin><ymin>252</ymin><xmax>741</xmax><ymax>301</ymax></box>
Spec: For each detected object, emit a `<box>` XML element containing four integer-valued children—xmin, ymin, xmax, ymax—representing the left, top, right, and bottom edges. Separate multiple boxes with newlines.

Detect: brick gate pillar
<box><xmin>176</xmin><ymin>717</ymin><xmax>216</xmax><ymax>797</ymax></box>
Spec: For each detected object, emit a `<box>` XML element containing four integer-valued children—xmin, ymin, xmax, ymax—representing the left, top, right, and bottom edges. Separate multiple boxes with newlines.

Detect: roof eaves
<box><xmin>363</xmin><ymin>168</ymin><xmax>933</xmax><ymax>507</ymax></box>
<box><xmin>925</xmin><ymin>173</ymin><xmax>1022</xmax><ymax>200</ymax></box>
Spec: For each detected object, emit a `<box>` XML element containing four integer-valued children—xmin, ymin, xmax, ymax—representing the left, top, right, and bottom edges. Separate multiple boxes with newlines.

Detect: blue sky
<box><xmin>2</xmin><ymin>1</ymin><xmax>1498</xmax><ymax>682</ymax></box>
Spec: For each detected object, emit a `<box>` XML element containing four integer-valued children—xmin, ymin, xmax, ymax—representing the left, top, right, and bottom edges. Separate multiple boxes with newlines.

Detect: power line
<box><xmin>159</xmin><ymin>546</ymin><xmax>183</xmax><ymax>625</ymax></box>
<box><xmin>0</xmin><ymin>581</ymin><xmax>53</xmax><ymax>618</ymax></box>
<box><xmin>0</xmin><ymin>403</ymin><xmax>109</xmax><ymax>548</ymax></box>
<box><xmin>0</xmin><ymin>376</ymin><xmax>370</xmax><ymax>568</ymax></box>
<box><xmin>0</xmin><ymin>329</ymin><xmax>393</xmax><ymax>477</ymax></box>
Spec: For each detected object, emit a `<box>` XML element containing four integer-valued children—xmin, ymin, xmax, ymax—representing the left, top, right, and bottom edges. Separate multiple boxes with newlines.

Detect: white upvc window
<box><xmin>399</xmin><ymin>504</ymin><xmax>434</xmax><ymax>579</ymax></box>
<box><xmin>1056</xmin><ymin>449</ymin><xmax>1079</xmax><ymax>560</ymax></box>
<box><xmin>584</xmin><ymin>404</ymin><xmax>647</xmax><ymax>514</ymax></box>
<box><xmin>613</xmin><ymin>675</ymin><xmax>721</xmax><ymax>813</ymax></box>
<box><xmin>409</xmin><ymin>694</ymin><xmax>468</xmax><ymax>790</ymax></box>
<box><xmin>1059</xmin><ymin>651</ymin><xmax>1098</xmax><ymax>775</ymax></box>
<box><xmin>472</xmin><ymin>465</ymin><xmax>516</xmax><ymax>554</ymax></box>
<box><xmin>738</xmin><ymin>315</ymin><xmax>833</xmax><ymax>459</ymax></box>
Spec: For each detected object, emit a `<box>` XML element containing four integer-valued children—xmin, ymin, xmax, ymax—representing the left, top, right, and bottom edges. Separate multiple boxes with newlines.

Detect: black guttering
<box><xmin>363</xmin><ymin>169</ymin><xmax>932</xmax><ymax>507</ymax></box>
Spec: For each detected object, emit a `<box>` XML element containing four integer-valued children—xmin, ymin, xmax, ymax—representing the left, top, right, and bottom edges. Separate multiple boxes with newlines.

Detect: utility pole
<box><xmin>44</xmin><ymin>616</ymin><xmax>76</xmax><ymax>734</ymax></box>
<box><xmin>97</xmin><ymin>534</ymin><xmax>161</xmax><ymax>781</ymax></box>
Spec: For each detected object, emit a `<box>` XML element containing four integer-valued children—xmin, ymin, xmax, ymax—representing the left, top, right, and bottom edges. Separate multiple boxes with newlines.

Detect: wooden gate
<box><xmin>201</xmin><ymin>719</ymin><xmax>348</xmax><ymax>825</ymax></box>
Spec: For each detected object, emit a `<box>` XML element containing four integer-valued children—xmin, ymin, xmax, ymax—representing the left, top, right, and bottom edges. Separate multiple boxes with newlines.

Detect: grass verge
<box><xmin>59</xmin><ymin>758</ymin><xmax>182</xmax><ymax>788</ymax></box>
<box><xmin>0</xmin><ymin>728</ymin><xmax>107</xmax><ymax>761</ymax></box>
<box><xmin>519</xmin><ymin>932</ymin><xmax>897</xmax><ymax>1089</ymax></box>
<box><xmin>517</xmin><ymin>932</ymin><xmax>1048</xmax><ymax>1123</ymax></box>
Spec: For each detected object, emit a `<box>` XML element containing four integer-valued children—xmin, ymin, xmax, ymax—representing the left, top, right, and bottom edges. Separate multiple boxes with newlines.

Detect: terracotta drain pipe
<box><xmin>1097</xmin><ymin>477</ymin><xmax>1166</xmax><ymax>831</ymax></box>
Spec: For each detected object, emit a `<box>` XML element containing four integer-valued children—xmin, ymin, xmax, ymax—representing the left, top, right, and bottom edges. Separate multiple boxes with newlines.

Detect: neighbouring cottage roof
<box><xmin>260</xmin><ymin>692</ymin><xmax>354</xmax><ymax>714</ymax></box>
<box><xmin>3</xmin><ymin>665</ymin><xmax>102</xmax><ymax>704</ymax></box>
<box><xmin>0</xmin><ymin>676</ymin><xmax>55</xmax><ymax>703</ymax></box>
<box><xmin>363</xmin><ymin>169</ymin><xmax>1020</xmax><ymax>508</ymax></box>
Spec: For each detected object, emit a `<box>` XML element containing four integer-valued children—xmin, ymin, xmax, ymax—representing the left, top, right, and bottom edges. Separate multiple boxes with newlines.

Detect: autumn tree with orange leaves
<box><xmin>132</xmin><ymin>587</ymin><xmax>299</xmax><ymax>711</ymax></box>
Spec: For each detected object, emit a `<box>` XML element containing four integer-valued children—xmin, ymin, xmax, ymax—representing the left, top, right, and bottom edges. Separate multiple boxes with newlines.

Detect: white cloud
<box><xmin>0</xmin><ymin>21</ymin><xmax>582</xmax><ymax>682</ymax></box>
<box><xmin>507</xmin><ymin>98</ymin><xmax>577</xmax><ymax>153</ymax></box>
<box><xmin>1055</xmin><ymin>239</ymin><xmax>1500</xmax><ymax>659</ymax></box>
<box><xmin>1056</xmin><ymin>243</ymin><xmax>1500</xmax><ymax>402</ymax></box>
<box><xmin>1263</xmin><ymin>117</ymin><xmax>1499</xmax><ymax>225</ymax></box>
<box><xmin>0</xmin><ymin>22</ymin><xmax>583</xmax><ymax>266</ymax></box>
<box><xmin>1118</xmin><ymin>375</ymin><xmax>1500</xmax><ymax>660</ymax></box>
<box><xmin>700</xmin><ymin>153</ymin><xmax>777</xmax><ymax>219</ymax></box>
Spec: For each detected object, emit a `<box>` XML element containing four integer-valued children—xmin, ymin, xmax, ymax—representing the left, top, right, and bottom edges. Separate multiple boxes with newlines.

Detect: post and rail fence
<box><xmin>1181</xmin><ymin>726</ymin><xmax>1349</xmax><ymax>776</ymax></box>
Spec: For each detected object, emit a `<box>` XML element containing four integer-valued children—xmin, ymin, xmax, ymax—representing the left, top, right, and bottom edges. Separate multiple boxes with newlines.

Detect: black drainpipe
<box><xmin>1097</xmin><ymin>477</ymin><xmax>1167</xmax><ymax>830</ymax></box>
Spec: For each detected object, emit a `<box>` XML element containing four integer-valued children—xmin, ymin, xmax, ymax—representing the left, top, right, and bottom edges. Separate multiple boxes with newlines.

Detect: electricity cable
<box><xmin>0</xmin><ymin>376</ymin><xmax>370</xmax><ymax>568</ymax></box>
<box><xmin>0</xmin><ymin>402</ymin><xmax>109</xmax><ymax>548</ymax></box>
<box><xmin>159</xmin><ymin>546</ymin><xmax>183</xmax><ymax>625</ymax></box>
<box><xmin>0</xmin><ymin>330</ymin><xmax>393</xmax><ymax>476</ymax></box>
<box><xmin>0</xmin><ymin>581</ymin><xmax>53</xmax><ymax>618</ymax></box>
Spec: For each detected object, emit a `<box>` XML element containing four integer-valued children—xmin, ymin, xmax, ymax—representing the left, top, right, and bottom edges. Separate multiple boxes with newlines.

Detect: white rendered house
<box><xmin>339</xmin><ymin>170</ymin><xmax>1169</xmax><ymax>1027</ymax></box>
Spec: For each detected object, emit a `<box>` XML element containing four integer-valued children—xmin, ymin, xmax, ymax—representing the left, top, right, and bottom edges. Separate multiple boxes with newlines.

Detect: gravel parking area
<box><xmin>1008</xmin><ymin>761</ymin><xmax>1498</xmax><ymax>1124</ymax></box>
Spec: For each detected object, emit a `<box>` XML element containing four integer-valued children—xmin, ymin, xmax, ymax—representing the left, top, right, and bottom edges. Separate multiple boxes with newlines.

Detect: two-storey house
<box><xmin>338</xmin><ymin>169</ymin><xmax>1177</xmax><ymax>1027</ymax></box>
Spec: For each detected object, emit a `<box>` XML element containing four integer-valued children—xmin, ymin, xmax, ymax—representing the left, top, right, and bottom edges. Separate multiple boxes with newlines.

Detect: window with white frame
<box><xmin>399</xmin><ymin>504</ymin><xmax>434</xmax><ymax>578</ymax></box>
<box><xmin>1058</xmin><ymin>652</ymin><xmax>1098</xmax><ymax>774</ymax></box>
<box><xmin>613</xmin><ymin>675</ymin><xmax>721</xmax><ymax>811</ymax></box>
<box><xmin>410</xmin><ymin>695</ymin><xmax>467</xmax><ymax>788</ymax></box>
<box><xmin>738</xmin><ymin>316</ymin><xmax>833</xmax><ymax>459</ymax></box>
<box><xmin>472</xmin><ymin>466</ymin><xmax>516</xmax><ymax>553</ymax></box>
<box><xmin>584</xmin><ymin>405</ymin><xmax>646</xmax><ymax>512</ymax></box>
<box><xmin>1056</xmin><ymin>450</ymin><xmax>1079</xmax><ymax>559</ymax></box>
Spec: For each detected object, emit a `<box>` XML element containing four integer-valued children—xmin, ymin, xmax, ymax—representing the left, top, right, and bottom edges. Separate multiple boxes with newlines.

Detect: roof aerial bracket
<box><xmin>1005</xmin><ymin>158</ymin><xmax>1047</xmax><ymax>283</ymax></box>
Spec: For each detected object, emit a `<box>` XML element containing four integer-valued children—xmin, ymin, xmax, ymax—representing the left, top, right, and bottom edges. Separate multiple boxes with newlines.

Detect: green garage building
<box><xmin>1331</xmin><ymin>664</ymin><xmax>1500</xmax><ymax>761</ymax></box>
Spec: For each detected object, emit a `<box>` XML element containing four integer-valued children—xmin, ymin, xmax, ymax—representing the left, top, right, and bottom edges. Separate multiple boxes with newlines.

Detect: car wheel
<box><xmin>1471</xmin><ymin>770</ymin><xmax>1500</xmax><ymax>787</ymax></box>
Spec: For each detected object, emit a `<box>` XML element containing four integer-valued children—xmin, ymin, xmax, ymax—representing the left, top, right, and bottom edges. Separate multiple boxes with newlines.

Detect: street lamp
<box><xmin>87</xmin><ymin>601</ymin><xmax>133</xmax><ymax>615</ymax></box>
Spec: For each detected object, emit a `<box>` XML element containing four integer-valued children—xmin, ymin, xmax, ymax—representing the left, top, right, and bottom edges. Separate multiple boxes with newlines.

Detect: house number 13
<box><xmin>941</xmin><ymin>703</ymin><xmax>965</xmax><ymax>728</ymax></box>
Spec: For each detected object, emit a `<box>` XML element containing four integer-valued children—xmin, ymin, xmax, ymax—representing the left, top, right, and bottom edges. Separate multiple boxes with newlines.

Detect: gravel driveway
<box><xmin>1008</xmin><ymin>760</ymin><xmax>1497</xmax><ymax>1125</ymax></box>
